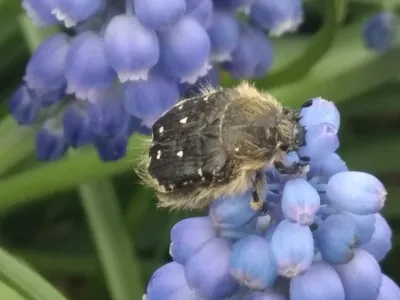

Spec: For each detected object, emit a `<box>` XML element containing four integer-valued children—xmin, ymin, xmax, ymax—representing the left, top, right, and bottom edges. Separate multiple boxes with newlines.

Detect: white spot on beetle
<box><xmin>180</xmin><ymin>117</ymin><xmax>188</xmax><ymax>124</ymax></box>
<box><xmin>183</xmin><ymin>181</ymin><xmax>188</xmax><ymax>185</ymax></box>
<box><xmin>159</xmin><ymin>126</ymin><xmax>164</xmax><ymax>134</ymax></box>
<box><xmin>156</xmin><ymin>150</ymin><xmax>162</xmax><ymax>159</ymax></box>
<box><xmin>198</xmin><ymin>168</ymin><xmax>203</xmax><ymax>176</ymax></box>
<box><xmin>201</xmin><ymin>177</ymin><xmax>205</xmax><ymax>181</ymax></box>
<box><xmin>177</xmin><ymin>151</ymin><xmax>183</xmax><ymax>157</ymax></box>
<box><xmin>235</xmin><ymin>147</ymin><xmax>239</xmax><ymax>152</ymax></box>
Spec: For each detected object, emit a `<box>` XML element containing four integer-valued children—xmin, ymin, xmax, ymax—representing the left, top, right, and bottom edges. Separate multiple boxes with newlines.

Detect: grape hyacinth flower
<box><xmin>362</xmin><ymin>11</ymin><xmax>398</xmax><ymax>52</ymax></box>
<box><xmin>14</xmin><ymin>0</ymin><xmax>305</xmax><ymax>162</ymax></box>
<box><xmin>145</xmin><ymin>98</ymin><xmax>398</xmax><ymax>300</ymax></box>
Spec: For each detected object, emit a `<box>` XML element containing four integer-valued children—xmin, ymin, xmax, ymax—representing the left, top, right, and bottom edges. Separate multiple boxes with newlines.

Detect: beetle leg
<box><xmin>250</xmin><ymin>171</ymin><xmax>265</xmax><ymax>211</ymax></box>
<box><xmin>274</xmin><ymin>160</ymin><xmax>309</xmax><ymax>175</ymax></box>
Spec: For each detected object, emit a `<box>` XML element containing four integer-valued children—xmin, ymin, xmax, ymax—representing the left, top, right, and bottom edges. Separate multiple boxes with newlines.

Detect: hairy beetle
<box><xmin>138</xmin><ymin>82</ymin><xmax>308</xmax><ymax>211</ymax></box>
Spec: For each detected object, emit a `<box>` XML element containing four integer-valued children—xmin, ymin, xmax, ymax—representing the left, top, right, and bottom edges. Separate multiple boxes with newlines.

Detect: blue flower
<box><xmin>326</xmin><ymin>171</ymin><xmax>387</xmax><ymax>215</ymax></box>
<box><xmin>17</xmin><ymin>0</ymin><xmax>289</xmax><ymax>162</ymax></box>
<box><xmin>207</xmin><ymin>10</ymin><xmax>240</xmax><ymax>63</ymax></box>
<box><xmin>377</xmin><ymin>274</ymin><xmax>400</xmax><ymax>300</ymax></box>
<box><xmin>314</xmin><ymin>214</ymin><xmax>357</xmax><ymax>264</ymax></box>
<box><xmin>185</xmin><ymin>238</ymin><xmax>239</xmax><ymax>299</ymax></box>
<box><xmin>290</xmin><ymin>262</ymin><xmax>345</xmax><ymax>300</ymax></box>
<box><xmin>103</xmin><ymin>14</ymin><xmax>160</xmax><ymax>82</ymax></box>
<box><xmin>169</xmin><ymin>217</ymin><xmax>216</xmax><ymax>265</ymax></box>
<box><xmin>134</xmin><ymin>0</ymin><xmax>186</xmax><ymax>30</ymax></box>
<box><xmin>223</xmin><ymin>23</ymin><xmax>274</xmax><ymax>79</ymax></box>
<box><xmin>65</xmin><ymin>31</ymin><xmax>116</xmax><ymax>101</ymax></box>
<box><xmin>230</xmin><ymin>235</ymin><xmax>277</xmax><ymax>290</ymax></box>
<box><xmin>145</xmin><ymin>262</ymin><xmax>199</xmax><ymax>300</ymax></box>
<box><xmin>281</xmin><ymin>178</ymin><xmax>320</xmax><ymax>225</ymax></box>
<box><xmin>36</xmin><ymin>119</ymin><xmax>69</xmax><ymax>160</ymax></box>
<box><xmin>334</xmin><ymin>249</ymin><xmax>382</xmax><ymax>300</ymax></box>
<box><xmin>158</xmin><ymin>16</ymin><xmax>211</xmax><ymax>84</ymax></box>
<box><xmin>360</xmin><ymin>213</ymin><xmax>392</xmax><ymax>262</ymax></box>
<box><xmin>25</xmin><ymin>33</ymin><xmax>70</xmax><ymax>92</ymax></box>
<box><xmin>269</xmin><ymin>220</ymin><xmax>314</xmax><ymax>277</ymax></box>
<box><xmin>362</xmin><ymin>11</ymin><xmax>398</xmax><ymax>52</ymax></box>
<box><xmin>299</xmin><ymin>97</ymin><xmax>340</xmax><ymax>130</ymax></box>
<box><xmin>250</xmin><ymin>0</ymin><xmax>303</xmax><ymax>37</ymax></box>
<box><xmin>144</xmin><ymin>97</ymin><xmax>395</xmax><ymax>299</ymax></box>
<box><xmin>52</xmin><ymin>0</ymin><xmax>106</xmax><ymax>28</ymax></box>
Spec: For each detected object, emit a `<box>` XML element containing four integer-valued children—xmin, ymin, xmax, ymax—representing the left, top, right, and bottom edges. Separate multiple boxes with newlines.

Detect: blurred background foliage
<box><xmin>0</xmin><ymin>0</ymin><xmax>400</xmax><ymax>299</ymax></box>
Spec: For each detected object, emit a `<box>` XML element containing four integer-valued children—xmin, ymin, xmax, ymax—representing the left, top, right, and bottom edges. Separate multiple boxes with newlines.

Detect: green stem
<box><xmin>78</xmin><ymin>179</ymin><xmax>144</xmax><ymax>300</ymax></box>
<box><xmin>9</xmin><ymin>248</ymin><xmax>161</xmax><ymax>280</ymax></box>
<box><xmin>0</xmin><ymin>119</ymin><xmax>35</xmax><ymax>177</ymax></box>
<box><xmin>0</xmin><ymin>248</ymin><xmax>68</xmax><ymax>300</ymax></box>
<box><xmin>0</xmin><ymin>134</ymin><xmax>147</xmax><ymax>211</ymax></box>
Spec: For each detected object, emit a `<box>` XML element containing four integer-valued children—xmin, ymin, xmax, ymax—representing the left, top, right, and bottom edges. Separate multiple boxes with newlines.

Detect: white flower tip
<box><xmin>269</xmin><ymin>17</ymin><xmax>302</xmax><ymax>37</ymax></box>
<box><xmin>51</xmin><ymin>9</ymin><xmax>76</xmax><ymax>28</ymax></box>
<box><xmin>117</xmin><ymin>70</ymin><xmax>149</xmax><ymax>83</ymax></box>
<box><xmin>180</xmin><ymin>62</ymin><xmax>213</xmax><ymax>85</ymax></box>
<box><xmin>169</xmin><ymin>242</ymin><xmax>174</xmax><ymax>258</ymax></box>
<box><xmin>66</xmin><ymin>83</ymin><xmax>95</xmax><ymax>101</ymax></box>
<box><xmin>280</xmin><ymin>265</ymin><xmax>302</xmax><ymax>278</ymax></box>
<box><xmin>210</xmin><ymin>52</ymin><xmax>232</xmax><ymax>63</ymax></box>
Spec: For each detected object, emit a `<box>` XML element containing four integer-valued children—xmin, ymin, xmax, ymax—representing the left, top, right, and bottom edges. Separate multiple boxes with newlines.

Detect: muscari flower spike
<box><xmin>144</xmin><ymin>98</ymin><xmax>399</xmax><ymax>300</ymax></box>
<box><xmin>15</xmin><ymin>0</ymin><xmax>306</xmax><ymax>162</ymax></box>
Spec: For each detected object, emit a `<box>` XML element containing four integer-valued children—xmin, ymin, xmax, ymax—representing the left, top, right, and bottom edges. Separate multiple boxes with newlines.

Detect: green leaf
<box><xmin>0</xmin><ymin>117</ymin><xmax>35</xmax><ymax>178</ymax></box>
<box><xmin>0</xmin><ymin>281</ymin><xmax>26</xmax><ymax>300</ymax></box>
<box><xmin>340</xmin><ymin>135</ymin><xmax>400</xmax><ymax>174</ymax></box>
<box><xmin>0</xmin><ymin>247</ymin><xmax>68</xmax><ymax>300</ymax></box>
<box><xmin>222</xmin><ymin>0</ymin><xmax>346</xmax><ymax>88</ymax></box>
<box><xmin>270</xmin><ymin>25</ymin><xmax>400</xmax><ymax>107</ymax></box>
<box><xmin>338</xmin><ymin>81</ymin><xmax>400</xmax><ymax>117</ymax></box>
<box><xmin>8</xmin><ymin>248</ymin><xmax>162</xmax><ymax>281</ymax></box>
<box><xmin>78</xmin><ymin>179</ymin><xmax>144</xmax><ymax>300</ymax></box>
<box><xmin>124</xmin><ymin>187</ymin><xmax>154</xmax><ymax>233</ymax></box>
<box><xmin>0</xmin><ymin>134</ymin><xmax>147</xmax><ymax>212</ymax></box>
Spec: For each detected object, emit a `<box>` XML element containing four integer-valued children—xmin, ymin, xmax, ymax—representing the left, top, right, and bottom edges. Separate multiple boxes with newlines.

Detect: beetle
<box><xmin>137</xmin><ymin>82</ymin><xmax>309</xmax><ymax>211</ymax></box>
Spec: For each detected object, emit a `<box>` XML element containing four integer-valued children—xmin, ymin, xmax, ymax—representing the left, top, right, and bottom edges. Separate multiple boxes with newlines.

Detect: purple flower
<box><xmin>134</xmin><ymin>0</ymin><xmax>186</xmax><ymax>30</ymax></box>
<box><xmin>230</xmin><ymin>235</ymin><xmax>278</xmax><ymax>290</ymax></box>
<box><xmin>103</xmin><ymin>15</ymin><xmax>159</xmax><ymax>82</ymax></box>
<box><xmin>185</xmin><ymin>238</ymin><xmax>239</xmax><ymax>299</ymax></box>
<box><xmin>290</xmin><ymin>262</ymin><xmax>345</xmax><ymax>300</ymax></box>
<box><xmin>281</xmin><ymin>178</ymin><xmax>320</xmax><ymax>225</ymax></box>
<box><xmin>362</xmin><ymin>12</ymin><xmax>397</xmax><ymax>52</ymax></box>
<box><xmin>269</xmin><ymin>220</ymin><xmax>314</xmax><ymax>277</ymax></box>
<box><xmin>327</xmin><ymin>171</ymin><xmax>387</xmax><ymax>215</ymax></box>
<box><xmin>146</xmin><ymin>262</ymin><xmax>199</xmax><ymax>300</ymax></box>
<box><xmin>334</xmin><ymin>249</ymin><xmax>382</xmax><ymax>300</ymax></box>
<box><xmin>170</xmin><ymin>217</ymin><xmax>216</xmax><ymax>265</ymax></box>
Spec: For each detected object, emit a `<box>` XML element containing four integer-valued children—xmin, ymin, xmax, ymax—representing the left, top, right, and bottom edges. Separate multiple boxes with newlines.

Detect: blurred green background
<box><xmin>0</xmin><ymin>0</ymin><xmax>400</xmax><ymax>299</ymax></box>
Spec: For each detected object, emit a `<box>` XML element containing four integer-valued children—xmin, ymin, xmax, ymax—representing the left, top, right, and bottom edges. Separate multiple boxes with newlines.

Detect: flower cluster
<box><xmin>144</xmin><ymin>98</ymin><xmax>400</xmax><ymax>300</ymax></box>
<box><xmin>362</xmin><ymin>10</ymin><xmax>398</xmax><ymax>52</ymax></box>
<box><xmin>11</xmin><ymin>0</ymin><xmax>304</xmax><ymax>161</ymax></box>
